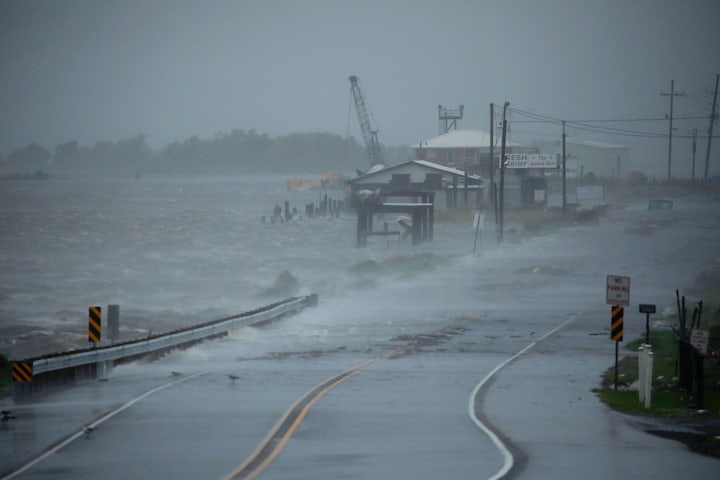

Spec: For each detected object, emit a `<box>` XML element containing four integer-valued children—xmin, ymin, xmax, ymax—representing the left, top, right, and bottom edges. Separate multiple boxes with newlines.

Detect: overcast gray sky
<box><xmin>1</xmin><ymin>0</ymin><xmax>718</xmax><ymax>176</ymax></box>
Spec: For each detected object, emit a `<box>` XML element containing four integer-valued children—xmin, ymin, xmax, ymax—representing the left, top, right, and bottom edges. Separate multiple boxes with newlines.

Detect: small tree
<box><xmin>3</xmin><ymin>143</ymin><xmax>51</xmax><ymax>174</ymax></box>
<box><xmin>625</xmin><ymin>171</ymin><xmax>649</xmax><ymax>185</ymax></box>
<box><xmin>53</xmin><ymin>140</ymin><xmax>83</xmax><ymax>172</ymax></box>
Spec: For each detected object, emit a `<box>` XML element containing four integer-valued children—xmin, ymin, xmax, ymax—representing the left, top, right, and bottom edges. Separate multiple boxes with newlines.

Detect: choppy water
<box><xmin>1</xmin><ymin>175</ymin><xmax>479</xmax><ymax>358</ymax></box>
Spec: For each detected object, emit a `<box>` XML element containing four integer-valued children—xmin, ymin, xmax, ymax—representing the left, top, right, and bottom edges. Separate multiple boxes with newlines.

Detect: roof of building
<box><xmin>411</xmin><ymin>129</ymin><xmax>519</xmax><ymax>148</ymax></box>
<box><xmin>347</xmin><ymin>160</ymin><xmax>481</xmax><ymax>183</ymax></box>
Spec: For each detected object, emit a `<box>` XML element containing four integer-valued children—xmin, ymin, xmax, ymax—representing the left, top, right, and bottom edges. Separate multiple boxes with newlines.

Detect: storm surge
<box><xmin>0</xmin><ymin>176</ymin><xmax>477</xmax><ymax>359</ymax></box>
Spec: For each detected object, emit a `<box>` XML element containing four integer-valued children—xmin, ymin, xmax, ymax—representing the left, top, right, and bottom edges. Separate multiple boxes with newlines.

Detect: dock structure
<box><xmin>355</xmin><ymin>191</ymin><xmax>434</xmax><ymax>247</ymax></box>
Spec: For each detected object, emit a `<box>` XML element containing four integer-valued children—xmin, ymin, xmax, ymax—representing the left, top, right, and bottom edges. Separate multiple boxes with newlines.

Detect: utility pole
<box><xmin>704</xmin><ymin>73</ymin><xmax>719</xmax><ymax>182</ymax></box>
<box><xmin>691</xmin><ymin>128</ymin><xmax>697</xmax><ymax>182</ymax></box>
<box><xmin>489</xmin><ymin>103</ymin><xmax>496</xmax><ymax>224</ymax></box>
<box><xmin>562</xmin><ymin>120</ymin><xmax>567</xmax><ymax>217</ymax></box>
<box><xmin>661</xmin><ymin>80</ymin><xmax>685</xmax><ymax>181</ymax></box>
<box><xmin>498</xmin><ymin>102</ymin><xmax>509</xmax><ymax>244</ymax></box>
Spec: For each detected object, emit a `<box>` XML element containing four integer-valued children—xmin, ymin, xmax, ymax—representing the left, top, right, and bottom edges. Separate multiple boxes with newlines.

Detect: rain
<box><xmin>1</xmin><ymin>1</ymin><xmax>720</xmax><ymax>479</ymax></box>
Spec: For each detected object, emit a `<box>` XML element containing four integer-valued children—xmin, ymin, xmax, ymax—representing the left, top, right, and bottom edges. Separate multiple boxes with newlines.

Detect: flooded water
<box><xmin>1</xmin><ymin>175</ymin><xmax>479</xmax><ymax>359</ymax></box>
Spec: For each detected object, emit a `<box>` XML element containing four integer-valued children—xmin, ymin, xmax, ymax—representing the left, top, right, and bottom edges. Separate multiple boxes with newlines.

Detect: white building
<box><xmin>532</xmin><ymin>139</ymin><xmax>630</xmax><ymax>179</ymax></box>
<box><xmin>345</xmin><ymin>159</ymin><xmax>484</xmax><ymax>209</ymax></box>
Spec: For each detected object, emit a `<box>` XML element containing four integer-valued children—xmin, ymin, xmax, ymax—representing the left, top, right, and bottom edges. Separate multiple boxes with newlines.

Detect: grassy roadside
<box><xmin>592</xmin><ymin>268</ymin><xmax>720</xmax><ymax>458</ymax></box>
<box><xmin>594</xmin><ymin>271</ymin><xmax>720</xmax><ymax>417</ymax></box>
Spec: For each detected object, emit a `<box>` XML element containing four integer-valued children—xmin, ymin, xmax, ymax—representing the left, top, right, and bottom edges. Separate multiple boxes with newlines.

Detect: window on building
<box><xmin>443</xmin><ymin>150</ymin><xmax>453</xmax><ymax>166</ymax></box>
<box><xmin>424</xmin><ymin>173</ymin><xmax>442</xmax><ymax>189</ymax></box>
<box><xmin>390</xmin><ymin>174</ymin><xmax>411</xmax><ymax>189</ymax></box>
<box><xmin>465</xmin><ymin>149</ymin><xmax>477</xmax><ymax>164</ymax></box>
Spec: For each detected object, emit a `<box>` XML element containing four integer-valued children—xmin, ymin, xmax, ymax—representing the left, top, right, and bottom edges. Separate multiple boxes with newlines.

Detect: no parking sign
<box><xmin>606</xmin><ymin>275</ymin><xmax>630</xmax><ymax>306</ymax></box>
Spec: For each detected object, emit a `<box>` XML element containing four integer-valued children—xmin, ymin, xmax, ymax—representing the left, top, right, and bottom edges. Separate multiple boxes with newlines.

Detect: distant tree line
<box><xmin>0</xmin><ymin>130</ymin><xmax>412</xmax><ymax>176</ymax></box>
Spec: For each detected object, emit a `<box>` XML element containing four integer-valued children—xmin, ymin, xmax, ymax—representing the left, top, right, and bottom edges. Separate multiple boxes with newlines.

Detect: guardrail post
<box><xmin>644</xmin><ymin>351</ymin><xmax>654</xmax><ymax>408</ymax></box>
<box><xmin>97</xmin><ymin>360</ymin><xmax>112</xmax><ymax>379</ymax></box>
<box><xmin>108</xmin><ymin>304</ymin><xmax>120</xmax><ymax>344</ymax></box>
<box><xmin>638</xmin><ymin>344</ymin><xmax>646</xmax><ymax>403</ymax></box>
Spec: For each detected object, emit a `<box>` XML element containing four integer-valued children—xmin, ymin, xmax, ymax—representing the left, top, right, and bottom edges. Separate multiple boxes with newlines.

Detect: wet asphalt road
<box><xmin>2</xmin><ymin>198</ymin><xmax>720</xmax><ymax>479</ymax></box>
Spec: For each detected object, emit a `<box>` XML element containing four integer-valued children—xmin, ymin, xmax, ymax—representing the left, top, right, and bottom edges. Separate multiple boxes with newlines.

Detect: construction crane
<box><xmin>349</xmin><ymin>75</ymin><xmax>383</xmax><ymax>169</ymax></box>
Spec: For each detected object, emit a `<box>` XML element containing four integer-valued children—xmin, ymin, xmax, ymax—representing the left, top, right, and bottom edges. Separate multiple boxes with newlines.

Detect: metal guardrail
<box><xmin>26</xmin><ymin>295</ymin><xmax>315</xmax><ymax>375</ymax></box>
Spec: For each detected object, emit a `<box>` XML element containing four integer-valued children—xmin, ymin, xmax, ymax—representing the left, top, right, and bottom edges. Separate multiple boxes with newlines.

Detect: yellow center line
<box><xmin>221</xmin><ymin>357</ymin><xmax>382</xmax><ymax>480</ymax></box>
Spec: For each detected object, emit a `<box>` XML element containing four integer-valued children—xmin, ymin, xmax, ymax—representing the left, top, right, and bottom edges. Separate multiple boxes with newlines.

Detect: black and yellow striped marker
<box><xmin>611</xmin><ymin>305</ymin><xmax>624</xmax><ymax>341</ymax></box>
<box><xmin>88</xmin><ymin>306</ymin><xmax>102</xmax><ymax>343</ymax></box>
<box><xmin>12</xmin><ymin>361</ymin><xmax>33</xmax><ymax>382</ymax></box>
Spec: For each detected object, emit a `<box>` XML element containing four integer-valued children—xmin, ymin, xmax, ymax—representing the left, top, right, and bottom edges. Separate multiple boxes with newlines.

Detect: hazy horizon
<box><xmin>1</xmin><ymin>0</ymin><xmax>718</xmax><ymax>178</ymax></box>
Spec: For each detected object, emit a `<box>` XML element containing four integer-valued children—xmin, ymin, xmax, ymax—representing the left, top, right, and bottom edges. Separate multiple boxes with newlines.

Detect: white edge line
<box><xmin>468</xmin><ymin>315</ymin><xmax>577</xmax><ymax>480</ymax></box>
<box><xmin>2</xmin><ymin>371</ymin><xmax>209</xmax><ymax>480</ymax></box>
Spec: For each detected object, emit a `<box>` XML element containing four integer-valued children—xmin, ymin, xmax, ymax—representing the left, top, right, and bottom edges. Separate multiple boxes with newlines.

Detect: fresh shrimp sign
<box><xmin>500</xmin><ymin>153</ymin><xmax>559</xmax><ymax>168</ymax></box>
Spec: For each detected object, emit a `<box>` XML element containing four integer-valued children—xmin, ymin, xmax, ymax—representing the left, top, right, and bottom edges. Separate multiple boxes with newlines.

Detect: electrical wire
<box><xmin>509</xmin><ymin>107</ymin><xmax>715</xmax><ymax>140</ymax></box>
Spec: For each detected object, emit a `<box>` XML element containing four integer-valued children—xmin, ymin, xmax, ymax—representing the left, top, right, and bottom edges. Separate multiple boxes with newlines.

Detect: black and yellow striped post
<box><xmin>11</xmin><ymin>361</ymin><xmax>33</xmax><ymax>382</ymax></box>
<box><xmin>611</xmin><ymin>305</ymin><xmax>624</xmax><ymax>390</ymax></box>
<box><xmin>89</xmin><ymin>306</ymin><xmax>102</xmax><ymax>344</ymax></box>
<box><xmin>611</xmin><ymin>305</ymin><xmax>624</xmax><ymax>341</ymax></box>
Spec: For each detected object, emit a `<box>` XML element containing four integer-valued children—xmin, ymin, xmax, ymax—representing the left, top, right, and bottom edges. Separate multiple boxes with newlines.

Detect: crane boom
<box><xmin>349</xmin><ymin>75</ymin><xmax>383</xmax><ymax>168</ymax></box>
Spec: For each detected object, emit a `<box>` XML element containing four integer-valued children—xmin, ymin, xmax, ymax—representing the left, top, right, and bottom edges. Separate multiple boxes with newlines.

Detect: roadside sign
<box><xmin>577</xmin><ymin>185</ymin><xmax>604</xmax><ymax>209</ymax></box>
<box><xmin>500</xmin><ymin>153</ymin><xmax>558</xmax><ymax>169</ymax></box>
<box><xmin>639</xmin><ymin>304</ymin><xmax>656</xmax><ymax>314</ymax></box>
<box><xmin>639</xmin><ymin>304</ymin><xmax>656</xmax><ymax>344</ymax></box>
<box><xmin>606</xmin><ymin>275</ymin><xmax>630</xmax><ymax>306</ymax></box>
<box><xmin>690</xmin><ymin>328</ymin><xmax>709</xmax><ymax>355</ymax></box>
<box><xmin>88</xmin><ymin>306</ymin><xmax>102</xmax><ymax>343</ymax></box>
<box><xmin>473</xmin><ymin>212</ymin><xmax>485</xmax><ymax>230</ymax></box>
<box><xmin>11</xmin><ymin>361</ymin><xmax>33</xmax><ymax>382</ymax></box>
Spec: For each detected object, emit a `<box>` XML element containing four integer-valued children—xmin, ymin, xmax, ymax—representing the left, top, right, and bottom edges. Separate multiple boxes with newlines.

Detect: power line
<box><xmin>509</xmin><ymin>107</ymin><xmax>714</xmax><ymax>139</ymax></box>
<box><xmin>568</xmin><ymin>122</ymin><xmax>666</xmax><ymax>139</ymax></box>
<box><xmin>510</xmin><ymin>112</ymin><xmax>706</xmax><ymax>123</ymax></box>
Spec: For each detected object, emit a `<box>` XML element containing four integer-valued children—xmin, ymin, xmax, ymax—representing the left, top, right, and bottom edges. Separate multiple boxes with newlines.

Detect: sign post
<box><xmin>689</xmin><ymin>328</ymin><xmax>709</xmax><ymax>409</ymax></box>
<box><xmin>639</xmin><ymin>304</ymin><xmax>656</xmax><ymax>344</ymax></box>
<box><xmin>611</xmin><ymin>305</ymin><xmax>624</xmax><ymax>390</ymax></box>
<box><xmin>606</xmin><ymin>275</ymin><xmax>630</xmax><ymax>391</ymax></box>
<box><xmin>690</xmin><ymin>328</ymin><xmax>709</xmax><ymax>355</ymax></box>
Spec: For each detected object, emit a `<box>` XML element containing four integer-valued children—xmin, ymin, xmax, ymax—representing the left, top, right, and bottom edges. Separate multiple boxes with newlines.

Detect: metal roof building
<box><xmin>531</xmin><ymin>139</ymin><xmax>630</xmax><ymax>179</ymax></box>
<box><xmin>411</xmin><ymin>129</ymin><xmax>526</xmax><ymax>177</ymax></box>
<box><xmin>346</xmin><ymin>159</ymin><xmax>483</xmax><ymax>209</ymax></box>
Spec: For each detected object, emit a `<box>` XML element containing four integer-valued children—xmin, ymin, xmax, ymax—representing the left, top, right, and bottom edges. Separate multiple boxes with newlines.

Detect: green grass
<box><xmin>604</xmin><ymin>178</ymin><xmax>720</xmax><ymax>203</ymax></box>
<box><xmin>595</xmin><ymin>262</ymin><xmax>720</xmax><ymax>416</ymax></box>
<box><xmin>596</xmin><ymin>305</ymin><xmax>720</xmax><ymax>416</ymax></box>
<box><xmin>435</xmin><ymin>205</ymin><xmax>586</xmax><ymax>240</ymax></box>
<box><xmin>599</xmin><ymin>346</ymin><xmax>681</xmax><ymax>393</ymax></box>
<box><xmin>626</xmin><ymin>330</ymin><xmax>677</xmax><ymax>354</ymax></box>
<box><xmin>593</xmin><ymin>389</ymin><xmax>689</xmax><ymax>416</ymax></box>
